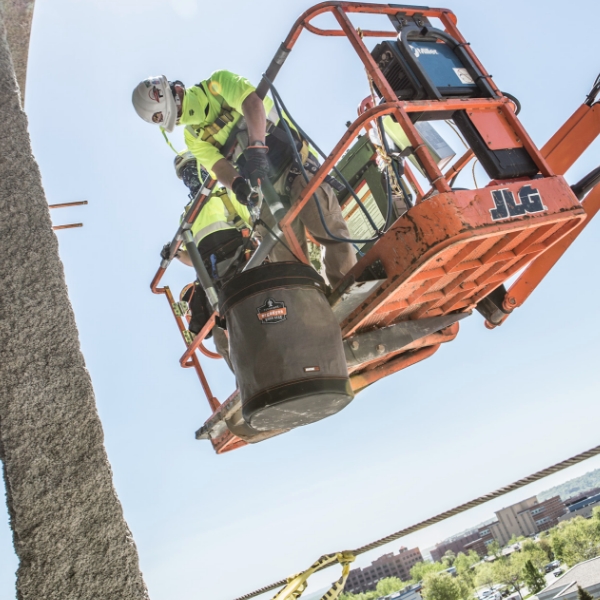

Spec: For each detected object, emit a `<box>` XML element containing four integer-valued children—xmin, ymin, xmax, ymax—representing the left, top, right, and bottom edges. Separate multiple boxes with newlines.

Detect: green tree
<box><xmin>443</xmin><ymin>551</ymin><xmax>457</xmax><ymax>567</ymax></box>
<box><xmin>474</xmin><ymin>562</ymin><xmax>496</xmax><ymax>591</ymax></box>
<box><xmin>520</xmin><ymin>541</ymin><xmax>549</xmax><ymax>570</ymax></box>
<box><xmin>537</xmin><ymin>538</ymin><xmax>554</xmax><ymax>562</ymax></box>
<box><xmin>456</xmin><ymin>574</ymin><xmax>475</xmax><ymax>600</ymax></box>
<box><xmin>410</xmin><ymin>561</ymin><xmax>446</xmax><ymax>583</ymax></box>
<box><xmin>455</xmin><ymin>551</ymin><xmax>480</xmax><ymax>574</ymax></box>
<box><xmin>577</xmin><ymin>586</ymin><xmax>594</xmax><ymax>600</ymax></box>
<box><xmin>422</xmin><ymin>573</ymin><xmax>463</xmax><ymax>600</ymax></box>
<box><xmin>550</xmin><ymin>509</ymin><xmax>600</xmax><ymax>567</ymax></box>
<box><xmin>522</xmin><ymin>560</ymin><xmax>546</xmax><ymax>594</ymax></box>
<box><xmin>341</xmin><ymin>592</ymin><xmax>378</xmax><ymax>600</ymax></box>
<box><xmin>487</xmin><ymin>541</ymin><xmax>502</xmax><ymax>559</ymax></box>
<box><xmin>376</xmin><ymin>578</ymin><xmax>405</xmax><ymax>597</ymax></box>
<box><xmin>454</xmin><ymin>551</ymin><xmax>481</xmax><ymax>590</ymax></box>
<box><xmin>492</xmin><ymin>556</ymin><xmax>525</xmax><ymax>600</ymax></box>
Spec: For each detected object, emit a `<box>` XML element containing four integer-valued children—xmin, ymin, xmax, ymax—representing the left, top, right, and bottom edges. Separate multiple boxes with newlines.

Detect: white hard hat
<box><xmin>132</xmin><ymin>75</ymin><xmax>178</xmax><ymax>133</ymax></box>
<box><xmin>174</xmin><ymin>151</ymin><xmax>196</xmax><ymax>179</ymax></box>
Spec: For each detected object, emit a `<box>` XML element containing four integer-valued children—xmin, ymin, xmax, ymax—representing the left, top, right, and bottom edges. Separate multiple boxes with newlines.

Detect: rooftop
<box><xmin>538</xmin><ymin>557</ymin><xmax>600</xmax><ymax>599</ymax></box>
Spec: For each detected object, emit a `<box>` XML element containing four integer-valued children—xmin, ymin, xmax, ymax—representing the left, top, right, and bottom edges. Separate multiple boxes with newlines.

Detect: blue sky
<box><xmin>1</xmin><ymin>0</ymin><xmax>600</xmax><ymax>598</ymax></box>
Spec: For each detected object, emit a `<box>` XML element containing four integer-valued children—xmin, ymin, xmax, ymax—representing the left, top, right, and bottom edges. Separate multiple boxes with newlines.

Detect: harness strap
<box><xmin>186</xmin><ymin>82</ymin><xmax>237</xmax><ymax>150</ymax></box>
<box><xmin>213</xmin><ymin>188</ymin><xmax>244</xmax><ymax>228</ymax></box>
<box><xmin>284</xmin><ymin>154</ymin><xmax>344</xmax><ymax>195</ymax></box>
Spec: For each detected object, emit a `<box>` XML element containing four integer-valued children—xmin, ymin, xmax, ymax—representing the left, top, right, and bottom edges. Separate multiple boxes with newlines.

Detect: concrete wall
<box><xmin>0</xmin><ymin>0</ymin><xmax>35</xmax><ymax>101</ymax></box>
<box><xmin>0</xmin><ymin>7</ymin><xmax>149</xmax><ymax>599</ymax></box>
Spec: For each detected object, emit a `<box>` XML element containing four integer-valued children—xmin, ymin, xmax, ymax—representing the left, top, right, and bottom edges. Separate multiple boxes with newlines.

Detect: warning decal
<box><xmin>453</xmin><ymin>68</ymin><xmax>475</xmax><ymax>84</ymax></box>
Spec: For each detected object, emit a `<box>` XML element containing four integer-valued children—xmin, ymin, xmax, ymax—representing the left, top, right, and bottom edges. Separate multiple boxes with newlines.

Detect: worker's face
<box><xmin>173</xmin><ymin>84</ymin><xmax>185</xmax><ymax>119</ymax></box>
<box><xmin>150</xmin><ymin>84</ymin><xmax>184</xmax><ymax>124</ymax></box>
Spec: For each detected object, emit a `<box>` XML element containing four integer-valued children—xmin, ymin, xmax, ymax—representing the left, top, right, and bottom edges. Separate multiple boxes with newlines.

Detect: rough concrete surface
<box><xmin>0</xmin><ymin>0</ymin><xmax>34</xmax><ymax>101</ymax></box>
<box><xmin>0</xmin><ymin>9</ymin><xmax>150</xmax><ymax>600</ymax></box>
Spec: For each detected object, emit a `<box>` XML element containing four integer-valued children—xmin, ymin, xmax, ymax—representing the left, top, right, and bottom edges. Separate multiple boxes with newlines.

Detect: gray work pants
<box><xmin>212</xmin><ymin>325</ymin><xmax>233</xmax><ymax>373</ymax></box>
<box><xmin>258</xmin><ymin>169</ymin><xmax>357</xmax><ymax>288</ymax></box>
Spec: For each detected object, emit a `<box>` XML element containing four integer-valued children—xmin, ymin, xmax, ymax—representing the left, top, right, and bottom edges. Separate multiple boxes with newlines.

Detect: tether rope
<box><xmin>232</xmin><ymin>443</ymin><xmax>600</xmax><ymax>600</ymax></box>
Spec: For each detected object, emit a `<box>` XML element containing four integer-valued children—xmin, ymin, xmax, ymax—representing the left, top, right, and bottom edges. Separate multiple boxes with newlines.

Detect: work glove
<box><xmin>160</xmin><ymin>243</ymin><xmax>172</xmax><ymax>260</ymax></box>
<box><xmin>160</xmin><ymin>242</ymin><xmax>180</xmax><ymax>261</ymax></box>
<box><xmin>232</xmin><ymin>176</ymin><xmax>257</xmax><ymax>207</ymax></box>
<box><xmin>242</xmin><ymin>144</ymin><xmax>270</xmax><ymax>184</ymax></box>
<box><xmin>180</xmin><ymin>161</ymin><xmax>202</xmax><ymax>198</ymax></box>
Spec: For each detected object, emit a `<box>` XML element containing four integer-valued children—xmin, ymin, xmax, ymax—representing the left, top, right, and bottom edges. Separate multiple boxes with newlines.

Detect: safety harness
<box><xmin>213</xmin><ymin>187</ymin><xmax>245</xmax><ymax>229</ymax></box>
<box><xmin>184</xmin><ymin>82</ymin><xmax>237</xmax><ymax>150</ymax></box>
<box><xmin>184</xmin><ymin>81</ymin><xmax>311</xmax><ymax>182</ymax></box>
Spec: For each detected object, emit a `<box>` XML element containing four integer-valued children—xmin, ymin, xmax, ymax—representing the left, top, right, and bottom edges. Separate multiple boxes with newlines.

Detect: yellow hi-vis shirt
<box><xmin>180</xmin><ymin>70</ymin><xmax>279</xmax><ymax>175</ymax></box>
<box><xmin>184</xmin><ymin>187</ymin><xmax>251</xmax><ymax>246</ymax></box>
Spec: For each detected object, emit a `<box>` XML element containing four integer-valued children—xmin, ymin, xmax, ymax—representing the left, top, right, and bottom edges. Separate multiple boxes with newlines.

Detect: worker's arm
<box><xmin>177</xmin><ymin>249</ymin><xmax>192</xmax><ymax>267</ymax></box>
<box><xmin>211</xmin><ymin>158</ymin><xmax>243</xmax><ymax>189</ymax></box>
<box><xmin>241</xmin><ymin>92</ymin><xmax>266</xmax><ymax>144</ymax></box>
<box><xmin>192</xmin><ymin>156</ymin><xmax>253</xmax><ymax>206</ymax></box>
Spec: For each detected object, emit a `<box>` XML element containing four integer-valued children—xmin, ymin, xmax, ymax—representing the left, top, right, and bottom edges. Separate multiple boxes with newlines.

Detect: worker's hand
<box><xmin>160</xmin><ymin>243</ymin><xmax>172</xmax><ymax>260</ymax></box>
<box><xmin>232</xmin><ymin>176</ymin><xmax>256</xmax><ymax>207</ymax></box>
<box><xmin>180</xmin><ymin>161</ymin><xmax>202</xmax><ymax>197</ymax></box>
<box><xmin>160</xmin><ymin>242</ymin><xmax>180</xmax><ymax>261</ymax></box>
<box><xmin>242</xmin><ymin>144</ymin><xmax>270</xmax><ymax>184</ymax></box>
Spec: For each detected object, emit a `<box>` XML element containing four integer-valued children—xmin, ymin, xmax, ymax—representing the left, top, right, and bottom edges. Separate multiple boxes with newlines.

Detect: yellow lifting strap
<box><xmin>160</xmin><ymin>127</ymin><xmax>180</xmax><ymax>154</ymax></box>
<box><xmin>271</xmin><ymin>552</ymin><xmax>355</xmax><ymax>600</ymax></box>
<box><xmin>213</xmin><ymin>187</ymin><xmax>242</xmax><ymax>224</ymax></box>
<box><xmin>299</xmin><ymin>139</ymin><xmax>310</xmax><ymax>168</ymax></box>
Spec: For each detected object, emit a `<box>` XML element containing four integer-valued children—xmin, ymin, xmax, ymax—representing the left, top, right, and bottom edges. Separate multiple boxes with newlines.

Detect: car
<box><xmin>544</xmin><ymin>561</ymin><xmax>560</xmax><ymax>573</ymax></box>
<box><xmin>553</xmin><ymin>568</ymin><xmax>564</xmax><ymax>577</ymax></box>
<box><xmin>479</xmin><ymin>592</ymin><xmax>501</xmax><ymax>600</ymax></box>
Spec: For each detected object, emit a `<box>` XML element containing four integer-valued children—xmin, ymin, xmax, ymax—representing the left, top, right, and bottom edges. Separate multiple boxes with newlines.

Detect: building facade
<box><xmin>430</xmin><ymin>532</ymin><xmax>482</xmax><ymax>562</ymax></box>
<box><xmin>490</xmin><ymin>496</ymin><xmax>566</xmax><ymax>545</ymax></box>
<box><xmin>558</xmin><ymin>491</ymin><xmax>600</xmax><ymax>523</ymax></box>
<box><xmin>564</xmin><ymin>487</ymin><xmax>600</xmax><ymax>508</ymax></box>
<box><xmin>343</xmin><ymin>547</ymin><xmax>423</xmax><ymax>594</ymax></box>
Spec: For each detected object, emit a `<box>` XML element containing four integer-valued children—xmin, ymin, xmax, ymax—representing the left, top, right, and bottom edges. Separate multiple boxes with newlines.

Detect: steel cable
<box><xmin>232</xmin><ymin>442</ymin><xmax>600</xmax><ymax>600</ymax></box>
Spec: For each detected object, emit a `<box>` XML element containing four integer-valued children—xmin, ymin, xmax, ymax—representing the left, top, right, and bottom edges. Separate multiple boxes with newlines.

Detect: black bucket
<box><xmin>219</xmin><ymin>262</ymin><xmax>354</xmax><ymax>431</ymax></box>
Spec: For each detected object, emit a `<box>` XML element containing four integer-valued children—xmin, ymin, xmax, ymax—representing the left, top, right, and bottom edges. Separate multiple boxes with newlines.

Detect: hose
<box><xmin>265</xmin><ymin>76</ymin><xmax>396</xmax><ymax>244</ymax></box>
<box><xmin>500</xmin><ymin>91</ymin><xmax>521</xmax><ymax>115</ymax></box>
<box><xmin>571</xmin><ymin>165</ymin><xmax>600</xmax><ymax>200</ymax></box>
<box><xmin>585</xmin><ymin>73</ymin><xmax>600</xmax><ymax>106</ymax></box>
<box><xmin>377</xmin><ymin>115</ymin><xmax>413</xmax><ymax>210</ymax></box>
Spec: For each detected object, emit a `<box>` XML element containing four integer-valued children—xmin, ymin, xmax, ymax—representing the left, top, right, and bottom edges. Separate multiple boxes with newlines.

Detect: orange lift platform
<box><xmin>150</xmin><ymin>2</ymin><xmax>600</xmax><ymax>454</ymax></box>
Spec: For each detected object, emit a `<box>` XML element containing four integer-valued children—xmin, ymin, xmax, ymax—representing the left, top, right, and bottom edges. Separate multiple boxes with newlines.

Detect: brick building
<box><xmin>462</xmin><ymin>523</ymin><xmax>497</xmax><ymax>557</ymax></box>
<box><xmin>344</xmin><ymin>547</ymin><xmax>423</xmax><ymax>594</ymax></box>
<box><xmin>430</xmin><ymin>532</ymin><xmax>481</xmax><ymax>562</ymax></box>
<box><xmin>429</xmin><ymin>496</ymin><xmax>567</xmax><ymax>562</ymax></box>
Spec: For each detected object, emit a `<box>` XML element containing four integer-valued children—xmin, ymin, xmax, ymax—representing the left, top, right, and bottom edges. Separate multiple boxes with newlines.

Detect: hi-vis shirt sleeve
<box><xmin>183</xmin><ymin>128</ymin><xmax>224</xmax><ymax>174</ymax></box>
<box><xmin>208</xmin><ymin>70</ymin><xmax>256</xmax><ymax>113</ymax></box>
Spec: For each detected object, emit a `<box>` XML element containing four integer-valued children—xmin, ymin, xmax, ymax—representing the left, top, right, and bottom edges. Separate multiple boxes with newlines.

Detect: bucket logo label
<box><xmin>256</xmin><ymin>298</ymin><xmax>287</xmax><ymax>324</ymax></box>
<box><xmin>489</xmin><ymin>185</ymin><xmax>547</xmax><ymax>221</ymax></box>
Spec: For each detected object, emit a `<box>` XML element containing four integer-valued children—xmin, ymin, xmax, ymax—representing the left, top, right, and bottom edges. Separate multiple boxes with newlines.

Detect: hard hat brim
<box><xmin>161</xmin><ymin>85</ymin><xmax>178</xmax><ymax>133</ymax></box>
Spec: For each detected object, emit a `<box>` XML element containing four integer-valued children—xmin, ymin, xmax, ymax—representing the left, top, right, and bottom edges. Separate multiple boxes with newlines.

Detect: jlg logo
<box><xmin>490</xmin><ymin>185</ymin><xmax>547</xmax><ymax>221</ymax></box>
